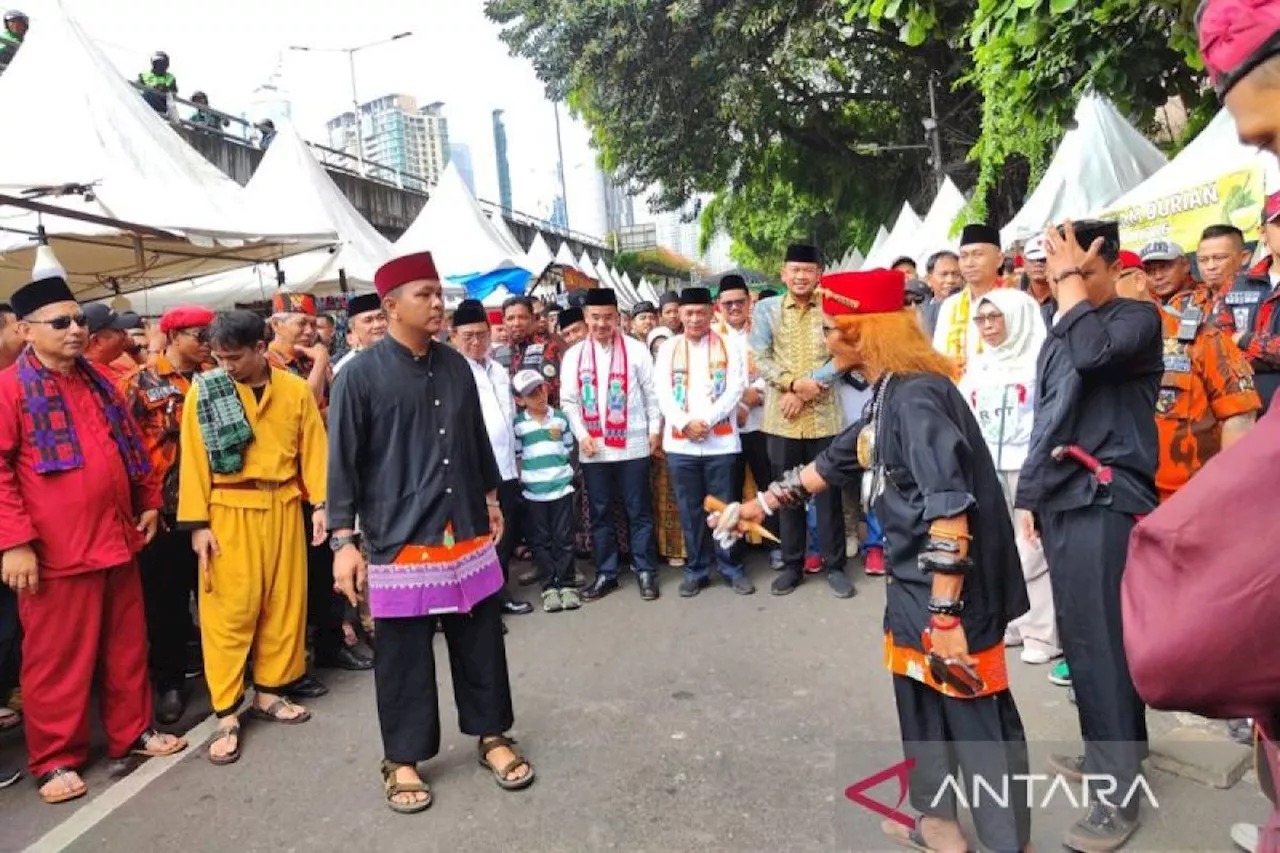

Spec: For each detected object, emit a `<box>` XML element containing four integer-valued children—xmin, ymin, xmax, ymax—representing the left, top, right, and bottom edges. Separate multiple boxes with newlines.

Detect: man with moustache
<box><xmin>630</xmin><ymin>301</ymin><xmax>658</xmax><ymax>341</ymax></box>
<box><xmin>1211</xmin><ymin>195</ymin><xmax>1280</xmax><ymax>413</ymax></box>
<box><xmin>333</xmin><ymin>293</ymin><xmax>389</xmax><ymax>376</ymax></box>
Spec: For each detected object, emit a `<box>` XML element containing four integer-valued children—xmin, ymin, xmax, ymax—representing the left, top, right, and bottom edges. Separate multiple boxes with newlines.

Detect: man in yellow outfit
<box><xmin>177</xmin><ymin>310</ymin><xmax>328</xmax><ymax>765</ymax></box>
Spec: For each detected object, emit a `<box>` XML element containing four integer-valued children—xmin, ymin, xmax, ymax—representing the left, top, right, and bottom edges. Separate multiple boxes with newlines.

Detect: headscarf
<box><xmin>646</xmin><ymin>325</ymin><xmax>673</xmax><ymax>357</ymax></box>
<box><xmin>964</xmin><ymin>289</ymin><xmax>1045</xmax><ymax>383</ymax></box>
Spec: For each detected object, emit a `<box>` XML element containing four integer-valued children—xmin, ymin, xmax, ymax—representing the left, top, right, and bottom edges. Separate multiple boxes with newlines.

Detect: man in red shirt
<box><xmin>83</xmin><ymin>303</ymin><xmax>141</xmax><ymax>383</ymax></box>
<box><xmin>0</xmin><ymin>277</ymin><xmax>186</xmax><ymax>804</ymax></box>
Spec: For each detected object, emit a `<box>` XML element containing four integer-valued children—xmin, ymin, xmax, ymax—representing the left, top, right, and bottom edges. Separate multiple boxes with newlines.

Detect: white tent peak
<box><xmin>864</xmin><ymin>203</ymin><xmax>922</xmax><ymax>269</ymax></box>
<box><xmin>553</xmin><ymin>241</ymin><xmax>579</xmax><ymax>270</ymax></box>
<box><xmin>911</xmin><ymin>178</ymin><xmax>968</xmax><ymax>268</ymax></box>
<box><xmin>525</xmin><ymin>232</ymin><xmax>555</xmax><ymax>275</ymax></box>
<box><xmin>1001</xmin><ymin>93</ymin><xmax>1167</xmax><ymax>246</ymax></box>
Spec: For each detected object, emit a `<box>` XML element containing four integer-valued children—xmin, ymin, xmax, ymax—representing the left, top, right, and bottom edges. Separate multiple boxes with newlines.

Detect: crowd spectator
<box><xmin>0</xmin><ymin>9</ymin><xmax>26</xmax><ymax>73</ymax></box>
<box><xmin>138</xmin><ymin>51</ymin><xmax>177</xmax><ymax>115</ymax></box>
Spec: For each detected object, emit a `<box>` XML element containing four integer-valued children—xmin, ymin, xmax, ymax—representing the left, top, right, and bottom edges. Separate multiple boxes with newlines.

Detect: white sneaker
<box><xmin>1231</xmin><ymin>823</ymin><xmax>1259</xmax><ymax>853</ymax></box>
<box><xmin>541</xmin><ymin>589</ymin><xmax>563</xmax><ymax>613</ymax></box>
<box><xmin>1004</xmin><ymin>630</ymin><xmax>1023</xmax><ymax>648</ymax></box>
<box><xmin>1020</xmin><ymin>647</ymin><xmax>1062</xmax><ymax>665</ymax></box>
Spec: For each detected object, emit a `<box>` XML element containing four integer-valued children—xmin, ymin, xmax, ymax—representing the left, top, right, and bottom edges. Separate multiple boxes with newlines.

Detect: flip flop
<box><xmin>206</xmin><ymin>725</ymin><xmax>242</xmax><ymax>766</ymax></box>
<box><xmin>477</xmin><ymin>735</ymin><xmax>535</xmax><ymax>791</ymax></box>
<box><xmin>881</xmin><ymin>819</ymin><xmax>971</xmax><ymax>853</ymax></box>
<box><xmin>247</xmin><ymin>698</ymin><xmax>311</xmax><ymax>725</ymax></box>
<box><xmin>381</xmin><ymin>761</ymin><xmax>432</xmax><ymax>814</ymax></box>
<box><xmin>0</xmin><ymin>707</ymin><xmax>20</xmax><ymax>731</ymax></box>
<box><xmin>36</xmin><ymin>767</ymin><xmax>86</xmax><ymax>805</ymax></box>
<box><xmin>127</xmin><ymin>727</ymin><xmax>188</xmax><ymax>758</ymax></box>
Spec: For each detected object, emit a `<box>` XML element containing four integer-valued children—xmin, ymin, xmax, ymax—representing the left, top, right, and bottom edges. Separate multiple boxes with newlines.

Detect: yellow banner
<box><xmin>1106</xmin><ymin>166</ymin><xmax>1264</xmax><ymax>251</ymax></box>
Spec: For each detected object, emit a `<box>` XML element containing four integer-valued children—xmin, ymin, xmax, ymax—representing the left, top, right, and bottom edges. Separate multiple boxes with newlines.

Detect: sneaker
<box><xmin>771</xmin><ymin>567</ymin><xmax>802</xmax><ymax>596</ymax></box>
<box><xmin>541</xmin><ymin>588</ymin><xmax>563</xmax><ymax>613</ymax></box>
<box><xmin>0</xmin><ymin>765</ymin><xmax>20</xmax><ymax>789</ymax></box>
<box><xmin>803</xmin><ymin>554</ymin><xmax>822</xmax><ymax>574</ymax></box>
<box><xmin>1003</xmin><ymin>629</ymin><xmax>1023</xmax><ymax>648</ymax></box>
<box><xmin>1048</xmin><ymin>660</ymin><xmax>1072</xmax><ymax>686</ymax></box>
<box><xmin>558</xmin><ymin>587</ymin><xmax>581</xmax><ymax>610</ymax></box>
<box><xmin>1063</xmin><ymin>802</ymin><xmax>1139</xmax><ymax>852</ymax></box>
<box><xmin>1020</xmin><ymin>647</ymin><xmax>1061</xmax><ymax>665</ymax></box>
<box><xmin>826</xmin><ymin>570</ymin><xmax>856</xmax><ymax>599</ymax></box>
<box><xmin>768</xmin><ymin>550</ymin><xmax>784</xmax><ymax>571</ymax></box>
<box><xmin>862</xmin><ymin>545</ymin><xmax>886</xmax><ymax>576</ymax></box>
<box><xmin>1231</xmin><ymin>823</ymin><xmax>1260</xmax><ymax>852</ymax></box>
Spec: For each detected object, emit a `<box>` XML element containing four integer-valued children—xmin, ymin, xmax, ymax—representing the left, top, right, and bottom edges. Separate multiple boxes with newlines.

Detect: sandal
<box><xmin>882</xmin><ymin>819</ymin><xmax>970</xmax><ymax>853</ymax></box>
<box><xmin>206</xmin><ymin>725</ymin><xmax>241</xmax><ymax>766</ymax></box>
<box><xmin>477</xmin><ymin>735</ymin><xmax>535</xmax><ymax>791</ymax></box>
<box><xmin>36</xmin><ymin>766</ymin><xmax>86</xmax><ymax>805</ymax></box>
<box><xmin>127</xmin><ymin>727</ymin><xmax>188</xmax><ymax>758</ymax></box>
<box><xmin>380</xmin><ymin>760</ymin><xmax>432</xmax><ymax>814</ymax></box>
<box><xmin>247</xmin><ymin>698</ymin><xmax>311</xmax><ymax>725</ymax></box>
<box><xmin>0</xmin><ymin>707</ymin><xmax>20</xmax><ymax>731</ymax></box>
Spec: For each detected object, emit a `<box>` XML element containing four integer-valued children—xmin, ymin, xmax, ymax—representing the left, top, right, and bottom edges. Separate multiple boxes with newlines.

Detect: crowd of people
<box><xmin>1</xmin><ymin>3</ymin><xmax>1280</xmax><ymax>851</ymax></box>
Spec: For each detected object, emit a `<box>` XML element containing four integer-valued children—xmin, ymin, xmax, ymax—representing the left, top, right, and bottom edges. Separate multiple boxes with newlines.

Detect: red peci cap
<box><xmin>817</xmin><ymin>269</ymin><xmax>906</xmax><ymax>317</ymax></box>
<box><xmin>159</xmin><ymin>305</ymin><xmax>215</xmax><ymax>334</ymax></box>
<box><xmin>373</xmin><ymin>252</ymin><xmax>440</xmax><ymax>299</ymax></box>
<box><xmin>1198</xmin><ymin>0</ymin><xmax>1280</xmax><ymax>96</ymax></box>
<box><xmin>271</xmin><ymin>292</ymin><xmax>317</xmax><ymax>316</ymax></box>
<box><xmin>1119</xmin><ymin>250</ymin><xmax>1144</xmax><ymax>271</ymax></box>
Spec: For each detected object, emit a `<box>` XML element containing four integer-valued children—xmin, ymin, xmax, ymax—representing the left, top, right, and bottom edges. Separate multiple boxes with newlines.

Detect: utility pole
<box><xmin>925</xmin><ymin>74</ymin><xmax>945</xmax><ymax>192</ymax></box>
<box><xmin>554</xmin><ymin>102</ymin><xmax>570</xmax><ymax>231</ymax></box>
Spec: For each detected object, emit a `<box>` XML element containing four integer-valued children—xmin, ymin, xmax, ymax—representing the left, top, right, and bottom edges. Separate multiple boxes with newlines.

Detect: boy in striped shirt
<box><xmin>511</xmin><ymin>370</ymin><xmax>579</xmax><ymax>612</ymax></box>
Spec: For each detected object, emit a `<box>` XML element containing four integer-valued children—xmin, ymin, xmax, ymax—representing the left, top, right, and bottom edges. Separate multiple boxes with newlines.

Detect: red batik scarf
<box><xmin>578</xmin><ymin>335</ymin><xmax>629</xmax><ymax>448</ymax></box>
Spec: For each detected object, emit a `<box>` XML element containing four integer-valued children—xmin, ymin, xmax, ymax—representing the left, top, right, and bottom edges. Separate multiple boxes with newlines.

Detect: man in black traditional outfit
<box><xmin>1016</xmin><ymin>220</ymin><xmax>1162</xmax><ymax>852</ymax></box>
<box><xmin>714</xmin><ymin>268</ymin><xmax>1031</xmax><ymax>853</ymax></box>
<box><xmin>327</xmin><ymin>252</ymin><xmax>535</xmax><ymax>815</ymax></box>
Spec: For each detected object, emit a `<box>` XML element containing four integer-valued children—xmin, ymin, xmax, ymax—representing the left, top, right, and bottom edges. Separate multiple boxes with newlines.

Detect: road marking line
<box><xmin>24</xmin><ymin>713</ymin><xmax>219</xmax><ymax>853</ymax></box>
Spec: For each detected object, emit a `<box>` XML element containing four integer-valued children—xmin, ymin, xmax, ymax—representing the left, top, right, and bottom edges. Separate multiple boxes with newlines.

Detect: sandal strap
<box><xmin>208</xmin><ymin>725</ymin><xmax>240</xmax><ymax>744</ymax></box>
<box><xmin>497</xmin><ymin>757</ymin><xmax>528</xmax><ymax>778</ymax></box>
<box><xmin>36</xmin><ymin>766</ymin><xmax>78</xmax><ymax>786</ymax></box>
<box><xmin>479</xmin><ymin>735</ymin><xmax>516</xmax><ymax>757</ymax></box>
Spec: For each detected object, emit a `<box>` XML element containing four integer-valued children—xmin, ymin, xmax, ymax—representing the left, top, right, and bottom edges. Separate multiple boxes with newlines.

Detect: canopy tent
<box><xmin>132</xmin><ymin>123</ymin><xmax>405</xmax><ymax>313</ymax></box>
<box><xmin>577</xmin><ymin>250</ymin><xmax>600</xmax><ymax>280</ymax></box>
<box><xmin>638</xmin><ymin>277</ymin><xmax>661</xmax><ymax>303</ymax></box>
<box><xmin>865</xmin><ymin>225</ymin><xmax>890</xmax><ymax>258</ymax></box>
<box><xmin>910</xmin><ymin>178</ymin><xmax>969</xmax><ymax>269</ymax></box>
<box><xmin>552</xmin><ymin>240</ymin><xmax>580</xmax><ymax>270</ymax></box>
<box><xmin>617</xmin><ymin>271</ymin><xmax>646</xmax><ymax>305</ymax></box>
<box><xmin>524</xmin><ymin>232</ymin><xmax>555</xmax><ymax>276</ymax></box>
<box><xmin>1100</xmin><ymin>109</ymin><xmax>1280</xmax><ymax>250</ymax></box>
<box><xmin>1000</xmin><ymin>94</ymin><xmax>1167</xmax><ymax>246</ymax></box>
<box><xmin>863</xmin><ymin>203</ymin><xmax>922</xmax><ymax>269</ymax></box>
<box><xmin>0</xmin><ymin>4</ymin><xmax>333</xmax><ymax>300</ymax></box>
<box><xmin>396</xmin><ymin>163</ymin><xmax>532</xmax><ymax>301</ymax></box>
<box><xmin>487</xmin><ymin>210</ymin><xmax>531</xmax><ymax>266</ymax></box>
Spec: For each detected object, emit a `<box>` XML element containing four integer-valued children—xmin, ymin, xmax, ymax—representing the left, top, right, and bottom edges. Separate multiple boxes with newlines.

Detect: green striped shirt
<box><xmin>513</xmin><ymin>408</ymin><xmax>575</xmax><ymax>502</ymax></box>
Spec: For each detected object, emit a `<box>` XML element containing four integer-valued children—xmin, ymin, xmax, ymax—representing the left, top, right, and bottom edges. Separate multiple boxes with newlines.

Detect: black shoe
<box><xmin>678</xmin><ymin>577</ymin><xmax>708</xmax><ymax>597</ymax></box>
<box><xmin>771</xmin><ymin>567</ymin><xmax>802</xmax><ymax>596</ymax></box>
<box><xmin>516</xmin><ymin>569</ymin><xmax>539</xmax><ymax>587</ymax></box>
<box><xmin>826</xmin><ymin>570</ymin><xmax>855</xmax><ymax>599</ymax></box>
<box><xmin>581</xmin><ymin>575</ymin><xmax>619</xmax><ymax>602</ymax></box>
<box><xmin>1064</xmin><ymin>802</ymin><xmax>1140</xmax><ymax>852</ymax></box>
<box><xmin>501</xmin><ymin>596</ymin><xmax>535</xmax><ymax>615</ymax></box>
<box><xmin>1047</xmin><ymin>753</ymin><xmax>1086</xmax><ymax>783</ymax></box>
<box><xmin>638</xmin><ymin>572</ymin><xmax>660</xmax><ymax>600</ymax></box>
<box><xmin>284</xmin><ymin>674</ymin><xmax>329</xmax><ymax>699</ymax></box>
<box><xmin>155</xmin><ymin>688</ymin><xmax>184</xmax><ymax>725</ymax></box>
<box><xmin>317</xmin><ymin>645</ymin><xmax>375</xmax><ymax>671</ymax></box>
<box><xmin>0</xmin><ymin>764</ymin><xmax>20</xmax><ymax>789</ymax></box>
<box><xmin>729</xmin><ymin>575</ymin><xmax>756</xmax><ymax>595</ymax></box>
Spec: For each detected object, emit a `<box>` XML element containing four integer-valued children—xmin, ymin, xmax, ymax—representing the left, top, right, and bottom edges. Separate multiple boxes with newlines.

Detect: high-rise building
<box><xmin>601</xmin><ymin>175</ymin><xmax>635</xmax><ymax>235</ymax></box>
<box><xmin>448</xmin><ymin>142</ymin><xmax>475</xmax><ymax>194</ymax></box>
<box><xmin>492</xmin><ymin>109</ymin><xmax>512</xmax><ymax>212</ymax></box>
<box><xmin>324</xmin><ymin>94</ymin><xmax>450</xmax><ymax>191</ymax></box>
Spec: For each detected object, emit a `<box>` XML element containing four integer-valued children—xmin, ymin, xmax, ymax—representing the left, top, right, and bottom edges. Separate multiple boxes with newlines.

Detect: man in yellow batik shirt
<box><xmin>749</xmin><ymin>244</ymin><xmax>852</xmax><ymax>598</ymax></box>
<box><xmin>177</xmin><ymin>311</ymin><xmax>328</xmax><ymax>766</ymax></box>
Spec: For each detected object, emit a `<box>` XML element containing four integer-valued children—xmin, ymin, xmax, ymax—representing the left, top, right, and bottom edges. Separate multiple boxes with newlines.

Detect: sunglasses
<box><xmin>28</xmin><ymin>313</ymin><xmax>87</xmax><ymax>331</ymax></box>
<box><xmin>180</xmin><ymin>328</ymin><xmax>211</xmax><ymax>343</ymax></box>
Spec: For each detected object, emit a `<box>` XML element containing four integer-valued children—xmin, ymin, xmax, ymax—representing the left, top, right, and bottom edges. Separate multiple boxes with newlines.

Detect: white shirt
<box><xmin>724</xmin><ymin>325</ymin><xmax>766</xmax><ymax>433</ymax></box>
<box><xmin>561</xmin><ymin>334</ymin><xmax>662</xmax><ymax>464</ymax></box>
<box><xmin>654</xmin><ymin>332</ymin><xmax>745</xmax><ymax>457</ymax></box>
<box><xmin>466</xmin><ymin>355</ymin><xmax>518</xmax><ymax>482</ymax></box>
<box><xmin>958</xmin><ymin>371</ymin><xmax>1037</xmax><ymax>472</ymax></box>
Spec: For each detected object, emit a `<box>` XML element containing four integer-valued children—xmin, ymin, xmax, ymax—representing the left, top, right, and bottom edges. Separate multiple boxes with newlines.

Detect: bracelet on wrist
<box><xmin>927</xmin><ymin>597</ymin><xmax>965</xmax><ymax>617</ymax></box>
<box><xmin>929</xmin><ymin>614</ymin><xmax>961</xmax><ymax>631</ymax></box>
<box><xmin>1052</xmin><ymin>267</ymin><xmax>1084</xmax><ymax>285</ymax></box>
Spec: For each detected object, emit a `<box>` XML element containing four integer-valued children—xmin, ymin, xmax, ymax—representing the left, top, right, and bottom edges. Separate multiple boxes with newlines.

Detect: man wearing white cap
<box><xmin>1021</xmin><ymin>234</ymin><xmax>1055</xmax><ymax>327</ymax></box>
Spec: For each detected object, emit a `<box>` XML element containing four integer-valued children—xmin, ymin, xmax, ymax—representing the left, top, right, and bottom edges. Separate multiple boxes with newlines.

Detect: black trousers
<box><xmin>1040</xmin><ymin>504</ymin><xmax>1149</xmax><ymax>815</ymax></box>
<box><xmin>895</xmin><ymin>677</ymin><xmax>1031</xmax><ymax>852</ymax></box>
<box><xmin>495</xmin><ymin>479</ymin><xmax>524</xmax><ymax>586</ymax></box>
<box><xmin>137</xmin><ymin>526</ymin><xmax>198</xmax><ymax>690</ymax></box>
<box><xmin>767</xmin><ymin>435</ymin><xmax>846</xmax><ymax>572</ymax></box>
<box><xmin>373</xmin><ymin>593</ymin><xmax>514</xmax><ymax>764</ymax></box>
<box><xmin>304</xmin><ymin>502</ymin><xmax>347</xmax><ymax>659</ymax></box>
<box><xmin>733</xmin><ymin>430</ymin><xmax>779</xmax><ymax>543</ymax></box>
<box><xmin>0</xmin><ymin>584</ymin><xmax>17</xmax><ymax>698</ymax></box>
<box><xmin>525</xmin><ymin>494</ymin><xmax>575</xmax><ymax>590</ymax></box>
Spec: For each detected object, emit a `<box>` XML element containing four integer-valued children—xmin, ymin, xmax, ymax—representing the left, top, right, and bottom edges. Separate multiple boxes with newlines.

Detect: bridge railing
<box><xmin>134</xmin><ymin>84</ymin><xmax>609</xmax><ymax>251</ymax></box>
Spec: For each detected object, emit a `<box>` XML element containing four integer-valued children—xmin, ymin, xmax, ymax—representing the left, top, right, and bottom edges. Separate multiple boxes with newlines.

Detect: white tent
<box><xmin>639</xmin><ymin>277</ymin><xmax>661</xmax><ymax>303</ymax></box>
<box><xmin>865</xmin><ymin>225</ymin><xmax>890</xmax><ymax>258</ymax></box>
<box><xmin>863</xmin><ymin>203</ymin><xmax>922</xmax><ymax>269</ymax></box>
<box><xmin>577</xmin><ymin>250</ymin><xmax>599</xmax><ymax>280</ymax></box>
<box><xmin>525</xmin><ymin>232</ymin><xmax>555</xmax><ymax>275</ymax></box>
<box><xmin>1000</xmin><ymin>94</ymin><xmax>1167</xmax><ymax>246</ymax></box>
<box><xmin>910</xmin><ymin>178</ymin><xmax>968</xmax><ymax>268</ymax></box>
<box><xmin>615</xmin><ymin>271</ymin><xmax>644</xmax><ymax>306</ymax></box>
<box><xmin>134</xmin><ymin>123</ymin><xmax>398</xmax><ymax>313</ymax></box>
<box><xmin>487</xmin><ymin>210</ymin><xmax>530</xmax><ymax>265</ymax></box>
<box><xmin>396</xmin><ymin>163</ymin><xmax>530</xmax><ymax>283</ymax></box>
<box><xmin>553</xmin><ymin>240</ymin><xmax>579</xmax><ymax>270</ymax></box>
<box><xmin>846</xmin><ymin>247</ymin><xmax>865</xmax><ymax>271</ymax></box>
<box><xmin>0</xmin><ymin>4</ymin><xmax>333</xmax><ymax>299</ymax></box>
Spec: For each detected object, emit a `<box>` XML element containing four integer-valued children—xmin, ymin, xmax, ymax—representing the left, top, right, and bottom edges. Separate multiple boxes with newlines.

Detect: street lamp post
<box><xmin>289</xmin><ymin>31</ymin><xmax>413</xmax><ymax>178</ymax></box>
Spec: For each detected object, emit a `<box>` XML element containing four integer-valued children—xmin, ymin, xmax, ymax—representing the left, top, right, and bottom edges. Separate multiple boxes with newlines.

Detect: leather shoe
<box><xmin>581</xmin><ymin>575</ymin><xmax>618</xmax><ymax>602</ymax></box>
<box><xmin>284</xmin><ymin>674</ymin><xmax>329</xmax><ymax>699</ymax></box>
<box><xmin>155</xmin><ymin>688</ymin><xmax>184</xmax><ymax>725</ymax></box>
<box><xmin>318</xmin><ymin>645</ymin><xmax>375</xmax><ymax>671</ymax></box>
<box><xmin>730</xmin><ymin>576</ymin><xmax>756</xmax><ymax>596</ymax></box>
<box><xmin>638</xmin><ymin>571</ymin><xmax>660</xmax><ymax>600</ymax></box>
<box><xmin>771</xmin><ymin>567</ymin><xmax>802</xmax><ymax>595</ymax></box>
<box><xmin>678</xmin><ymin>577</ymin><xmax>708</xmax><ymax>597</ymax></box>
<box><xmin>501</xmin><ymin>596</ymin><xmax>534</xmax><ymax>615</ymax></box>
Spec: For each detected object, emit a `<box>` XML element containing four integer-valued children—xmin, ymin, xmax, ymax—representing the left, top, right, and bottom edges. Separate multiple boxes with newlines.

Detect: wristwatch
<box><xmin>329</xmin><ymin>532</ymin><xmax>358</xmax><ymax>552</ymax></box>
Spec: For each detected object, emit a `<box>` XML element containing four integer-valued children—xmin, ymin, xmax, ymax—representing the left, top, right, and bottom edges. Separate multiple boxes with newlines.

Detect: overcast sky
<box><xmin>43</xmin><ymin>0</ymin><xmax>620</xmax><ymax>234</ymax></box>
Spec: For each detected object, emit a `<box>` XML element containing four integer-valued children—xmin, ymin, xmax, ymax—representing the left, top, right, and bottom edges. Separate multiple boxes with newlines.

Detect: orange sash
<box><xmin>883</xmin><ymin>630</ymin><xmax>1009</xmax><ymax>698</ymax></box>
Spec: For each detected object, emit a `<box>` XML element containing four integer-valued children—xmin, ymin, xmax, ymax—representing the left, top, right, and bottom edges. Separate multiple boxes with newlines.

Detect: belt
<box><xmin>213</xmin><ymin>479</ymin><xmax>296</xmax><ymax>492</ymax></box>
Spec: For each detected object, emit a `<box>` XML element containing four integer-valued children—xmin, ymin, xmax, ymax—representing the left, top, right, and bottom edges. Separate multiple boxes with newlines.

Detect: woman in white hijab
<box><xmin>958</xmin><ymin>288</ymin><xmax>1060</xmax><ymax>665</ymax></box>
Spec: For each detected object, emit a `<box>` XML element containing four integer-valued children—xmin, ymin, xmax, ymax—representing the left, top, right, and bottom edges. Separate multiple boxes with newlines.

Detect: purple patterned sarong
<box><xmin>367</xmin><ymin>538</ymin><xmax>504</xmax><ymax>619</ymax></box>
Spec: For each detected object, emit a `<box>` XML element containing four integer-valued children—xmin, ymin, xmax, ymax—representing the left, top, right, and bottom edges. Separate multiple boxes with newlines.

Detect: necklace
<box><xmin>859</xmin><ymin>372</ymin><xmax>893</xmax><ymax>512</ymax></box>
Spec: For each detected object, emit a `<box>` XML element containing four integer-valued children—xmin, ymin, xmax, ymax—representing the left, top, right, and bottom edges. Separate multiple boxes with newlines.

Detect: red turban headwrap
<box><xmin>373</xmin><ymin>252</ymin><xmax>440</xmax><ymax>299</ymax></box>
<box><xmin>817</xmin><ymin>269</ymin><xmax>906</xmax><ymax>317</ymax></box>
<box><xmin>1198</xmin><ymin>0</ymin><xmax>1280</xmax><ymax>96</ymax></box>
<box><xmin>271</xmin><ymin>292</ymin><xmax>317</xmax><ymax>316</ymax></box>
<box><xmin>159</xmin><ymin>305</ymin><xmax>216</xmax><ymax>334</ymax></box>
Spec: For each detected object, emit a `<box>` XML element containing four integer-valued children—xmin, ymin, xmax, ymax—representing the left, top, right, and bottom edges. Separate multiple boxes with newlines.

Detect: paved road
<box><xmin>1</xmin><ymin>554</ymin><xmax>1267</xmax><ymax>852</ymax></box>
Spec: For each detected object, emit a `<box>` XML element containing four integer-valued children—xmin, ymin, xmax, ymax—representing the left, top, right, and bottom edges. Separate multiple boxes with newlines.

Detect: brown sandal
<box><xmin>206</xmin><ymin>725</ymin><xmax>241</xmax><ymax>766</ymax></box>
<box><xmin>477</xmin><ymin>735</ymin><xmax>535</xmax><ymax>791</ymax></box>
<box><xmin>380</xmin><ymin>761</ymin><xmax>432</xmax><ymax>814</ymax></box>
<box><xmin>128</xmin><ymin>727</ymin><xmax>188</xmax><ymax>758</ymax></box>
<box><xmin>36</xmin><ymin>767</ymin><xmax>86</xmax><ymax>805</ymax></box>
<box><xmin>247</xmin><ymin>698</ymin><xmax>311</xmax><ymax>725</ymax></box>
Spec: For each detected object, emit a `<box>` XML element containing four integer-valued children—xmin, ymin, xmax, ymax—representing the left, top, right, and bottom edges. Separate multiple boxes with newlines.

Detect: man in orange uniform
<box><xmin>117</xmin><ymin>305</ymin><xmax>214</xmax><ymax>724</ymax></box>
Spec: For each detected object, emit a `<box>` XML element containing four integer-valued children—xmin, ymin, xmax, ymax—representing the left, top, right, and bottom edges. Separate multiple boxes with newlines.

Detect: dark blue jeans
<box><xmin>582</xmin><ymin>458</ymin><xmax>657</xmax><ymax>578</ymax></box>
<box><xmin>666</xmin><ymin>453</ymin><xmax>745</xmax><ymax>582</ymax></box>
